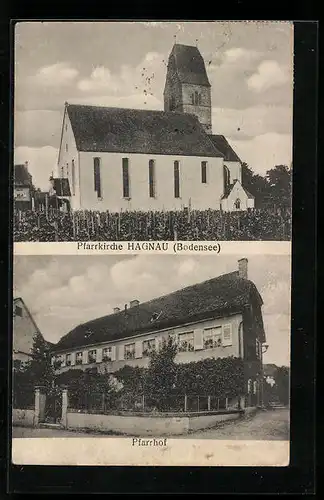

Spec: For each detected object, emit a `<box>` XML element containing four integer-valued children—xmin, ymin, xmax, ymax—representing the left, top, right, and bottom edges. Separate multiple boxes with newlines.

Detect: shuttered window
<box><xmin>93</xmin><ymin>157</ymin><xmax>101</xmax><ymax>198</ymax></box>
<box><xmin>222</xmin><ymin>324</ymin><xmax>233</xmax><ymax>346</ymax></box>
<box><xmin>122</xmin><ymin>158</ymin><xmax>130</xmax><ymax>198</ymax></box>
<box><xmin>203</xmin><ymin>327</ymin><xmax>222</xmax><ymax>349</ymax></box>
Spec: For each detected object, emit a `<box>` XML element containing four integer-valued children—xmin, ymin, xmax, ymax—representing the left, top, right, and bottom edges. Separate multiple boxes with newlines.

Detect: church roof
<box><xmin>52</xmin><ymin>271</ymin><xmax>264</xmax><ymax>352</ymax></box>
<box><xmin>169</xmin><ymin>44</ymin><xmax>211</xmax><ymax>87</ymax></box>
<box><xmin>66</xmin><ymin>104</ymin><xmax>223</xmax><ymax>157</ymax></box>
<box><xmin>209</xmin><ymin>135</ymin><xmax>242</xmax><ymax>162</ymax></box>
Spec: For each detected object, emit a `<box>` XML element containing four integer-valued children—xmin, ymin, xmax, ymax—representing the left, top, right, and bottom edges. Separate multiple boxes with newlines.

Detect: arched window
<box><xmin>194</xmin><ymin>91</ymin><xmax>201</xmax><ymax>105</ymax></box>
<box><xmin>235</xmin><ymin>199</ymin><xmax>241</xmax><ymax>210</ymax></box>
<box><xmin>223</xmin><ymin>165</ymin><xmax>230</xmax><ymax>192</ymax></box>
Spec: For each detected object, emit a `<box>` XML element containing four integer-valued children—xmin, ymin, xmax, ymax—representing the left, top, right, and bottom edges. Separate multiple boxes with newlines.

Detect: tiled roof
<box><xmin>66</xmin><ymin>104</ymin><xmax>223</xmax><ymax>157</ymax></box>
<box><xmin>209</xmin><ymin>135</ymin><xmax>241</xmax><ymax>162</ymax></box>
<box><xmin>169</xmin><ymin>44</ymin><xmax>211</xmax><ymax>87</ymax></box>
<box><xmin>53</xmin><ymin>271</ymin><xmax>264</xmax><ymax>352</ymax></box>
<box><xmin>14</xmin><ymin>164</ymin><xmax>32</xmax><ymax>186</ymax></box>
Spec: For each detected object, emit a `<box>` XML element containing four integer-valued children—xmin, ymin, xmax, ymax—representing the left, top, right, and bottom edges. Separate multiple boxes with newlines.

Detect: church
<box><xmin>55</xmin><ymin>44</ymin><xmax>254</xmax><ymax>212</ymax></box>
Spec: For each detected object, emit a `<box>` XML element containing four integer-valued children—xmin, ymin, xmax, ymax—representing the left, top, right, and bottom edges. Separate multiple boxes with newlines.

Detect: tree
<box><xmin>266</xmin><ymin>165</ymin><xmax>292</xmax><ymax>211</ymax></box>
<box><xmin>145</xmin><ymin>336</ymin><xmax>178</xmax><ymax>411</ymax></box>
<box><xmin>241</xmin><ymin>162</ymin><xmax>268</xmax><ymax>208</ymax></box>
<box><xmin>274</xmin><ymin>366</ymin><xmax>290</xmax><ymax>406</ymax></box>
<box><xmin>23</xmin><ymin>331</ymin><xmax>55</xmax><ymax>389</ymax></box>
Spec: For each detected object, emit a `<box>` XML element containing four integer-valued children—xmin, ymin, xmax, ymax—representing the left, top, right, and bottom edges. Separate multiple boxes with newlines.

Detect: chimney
<box><xmin>113</xmin><ymin>307</ymin><xmax>120</xmax><ymax>314</ymax></box>
<box><xmin>238</xmin><ymin>258</ymin><xmax>248</xmax><ymax>279</ymax></box>
<box><xmin>130</xmin><ymin>299</ymin><xmax>140</xmax><ymax>308</ymax></box>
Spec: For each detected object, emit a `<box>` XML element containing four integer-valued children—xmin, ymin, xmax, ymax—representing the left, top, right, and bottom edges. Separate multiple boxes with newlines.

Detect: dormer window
<box><xmin>150</xmin><ymin>311</ymin><xmax>162</xmax><ymax>323</ymax></box>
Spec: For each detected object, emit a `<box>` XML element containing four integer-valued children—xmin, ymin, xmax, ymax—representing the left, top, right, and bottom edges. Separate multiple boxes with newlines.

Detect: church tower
<box><xmin>163</xmin><ymin>44</ymin><xmax>212</xmax><ymax>134</ymax></box>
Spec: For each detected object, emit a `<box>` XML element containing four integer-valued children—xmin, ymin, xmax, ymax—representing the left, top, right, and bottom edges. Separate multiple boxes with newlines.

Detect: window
<box><xmin>148</xmin><ymin>159</ymin><xmax>156</xmax><ymax>198</ymax></box>
<box><xmin>15</xmin><ymin>305</ymin><xmax>22</xmax><ymax>317</ymax></box>
<box><xmin>65</xmin><ymin>144</ymin><xmax>68</xmax><ymax>153</ymax></box>
<box><xmin>61</xmin><ymin>165</ymin><xmax>64</xmax><ymax>178</ymax></box>
<box><xmin>253</xmin><ymin>380</ymin><xmax>258</xmax><ymax>394</ymax></box>
<box><xmin>103</xmin><ymin>347</ymin><xmax>112</xmax><ymax>362</ymax></box>
<box><xmin>66</xmin><ymin>162</ymin><xmax>69</xmax><ymax>178</ymax></box>
<box><xmin>124</xmin><ymin>343</ymin><xmax>135</xmax><ymax>360</ymax></box>
<box><xmin>203</xmin><ymin>327</ymin><xmax>222</xmax><ymax>349</ymax></box>
<box><xmin>88</xmin><ymin>350</ymin><xmax>97</xmax><ymax>363</ymax></box>
<box><xmin>75</xmin><ymin>352</ymin><xmax>83</xmax><ymax>365</ymax></box>
<box><xmin>222</xmin><ymin>324</ymin><xmax>233</xmax><ymax>346</ymax></box>
<box><xmin>122</xmin><ymin>158</ymin><xmax>130</xmax><ymax>198</ymax></box>
<box><xmin>255</xmin><ymin>339</ymin><xmax>260</xmax><ymax>359</ymax></box>
<box><xmin>201</xmin><ymin>161</ymin><xmax>207</xmax><ymax>184</ymax></box>
<box><xmin>93</xmin><ymin>157</ymin><xmax>102</xmax><ymax>198</ymax></box>
<box><xmin>66</xmin><ymin>353</ymin><xmax>71</xmax><ymax>366</ymax></box>
<box><xmin>174</xmin><ymin>161</ymin><xmax>180</xmax><ymax>198</ymax></box>
<box><xmin>235</xmin><ymin>199</ymin><xmax>241</xmax><ymax>210</ymax></box>
<box><xmin>178</xmin><ymin>332</ymin><xmax>194</xmax><ymax>352</ymax></box>
<box><xmin>194</xmin><ymin>91</ymin><xmax>201</xmax><ymax>105</ymax></box>
<box><xmin>223</xmin><ymin>165</ymin><xmax>230</xmax><ymax>191</ymax></box>
<box><xmin>65</xmin><ymin>123</ymin><xmax>68</xmax><ymax>132</ymax></box>
<box><xmin>247</xmin><ymin>379</ymin><xmax>252</xmax><ymax>393</ymax></box>
<box><xmin>142</xmin><ymin>339</ymin><xmax>156</xmax><ymax>357</ymax></box>
<box><xmin>71</xmin><ymin>159</ymin><xmax>76</xmax><ymax>195</ymax></box>
<box><xmin>191</xmin><ymin>93</ymin><xmax>195</xmax><ymax>105</ymax></box>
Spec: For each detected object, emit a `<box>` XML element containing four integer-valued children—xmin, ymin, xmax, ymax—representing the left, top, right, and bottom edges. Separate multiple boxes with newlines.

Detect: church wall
<box><xmin>224</xmin><ymin>161</ymin><xmax>242</xmax><ymax>184</ymax></box>
<box><xmin>78</xmin><ymin>151</ymin><xmax>224</xmax><ymax>211</ymax></box>
<box><xmin>57</xmin><ymin>110</ymin><xmax>81</xmax><ymax>209</ymax></box>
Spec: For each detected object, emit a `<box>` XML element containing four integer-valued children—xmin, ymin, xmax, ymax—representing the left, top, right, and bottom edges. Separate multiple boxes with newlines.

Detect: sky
<box><xmin>13</xmin><ymin>254</ymin><xmax>291</xmax><ymax>367</ymax></box>
<box><xmin>14</xmin><ymin>21</ymin><xmax>293</xmax><ymax>190</ymax></box>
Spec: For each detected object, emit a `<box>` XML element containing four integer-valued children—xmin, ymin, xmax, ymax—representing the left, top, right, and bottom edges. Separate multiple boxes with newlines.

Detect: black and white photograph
<box><xmin>12</xmin><ymin>254</ymin><xmax>290</xmax><ymax>465</ymax></box>
<box><xmin>14</xmin><ymin>21</ymin><xmax>293</xmax><ymax>242</ymax></box>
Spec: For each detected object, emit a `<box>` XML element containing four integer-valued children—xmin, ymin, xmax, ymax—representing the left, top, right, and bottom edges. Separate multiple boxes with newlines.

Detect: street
<box><xmin>12</xmin><ymin>408</ymin><xmax>289</xmax><ymax>440</ymax></box>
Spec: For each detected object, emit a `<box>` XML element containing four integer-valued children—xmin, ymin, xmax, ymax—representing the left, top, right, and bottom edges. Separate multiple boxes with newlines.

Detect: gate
<box><xmin>43</xmin><ymin>388</ymin><xmax>62</xmax><ymax>424</ymax></box>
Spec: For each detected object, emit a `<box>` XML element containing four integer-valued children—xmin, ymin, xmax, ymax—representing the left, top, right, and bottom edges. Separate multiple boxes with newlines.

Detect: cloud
<box><xmin>29</xmin><ymin>62</ymin><xmax>79</xmax><ymax>87</ymax></box>
<box><xmin>14</xmin><ymin>145</ymin><xmax>58</xmax><ymax>190</ymax></box>
<box><xmin>230</xmin><ymin>132</ymin><xmax>292</xmax><ymax>174</ymax></box>
<box><xmin>222</xmin><ymin>47</ymin><xmax>262</xmax><ymax>65</ymax></box>
<box><xmin>247</xmin><ymin>60</ymin><xmax>290</xmax><ymax>92</ymax></box>
<box><xmin>212</xmin><ymin>105</ymin><xmax>292</xmax><ymax>140</ymax></box>
<box><xmin>14</xmin><ymin>110</ymin><xmax>62</xmax><ymax>149</ymax></box>
<box><xmin>77</xmin><ymin>51</ymin><xmax>165</xmax><ymax>100</ymax></box>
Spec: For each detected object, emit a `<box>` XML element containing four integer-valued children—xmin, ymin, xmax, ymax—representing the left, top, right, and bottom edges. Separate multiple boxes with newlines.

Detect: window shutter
<box><xmin>119</xmin><ymin>345</ymin><xmax>124</xmax><ymax>360</ymax></box>
<box><xmin>194</xmin><ymin>328</ymin><xmax>204</xmax><ymax>350</ymax></box>
<box><xmin>222</xmin><ymin>324</ymin><xmax>232</xmax><ymax>346</ymax></box>
<box><xmin>135</xmin><ymin>341</ymin><xmax>142</xmax><ymax>359</ymax></box>
<box><xmin>97</xmin><ymin>348</ymin><xmax>102</xmax><ymax>363</ymax></box>
<box><xmin>82</xmin><ymin>351</ymin><xmax>88</xmax><ymax>364</ymax></box>
<box><xmin>111</xmin><ymin>346</ymin><xmax>116</xmax><ymax>361</ymax></box>
<box><xmin>71</xmin><ymin>352</ymin><xmax>76</xmax><ymax>366</ymax></box>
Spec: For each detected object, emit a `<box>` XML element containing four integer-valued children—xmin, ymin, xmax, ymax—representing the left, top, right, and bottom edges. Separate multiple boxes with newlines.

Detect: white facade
<box><xmin>221</xmin><ymin>181</ymin><xmax>255</xmax><ymax>212</ymax></box>
<box><xmin>57</xmin><ymin>110</ymin><xmax>225</xmax><ymax>212</ymax></box>
<box><xmin>52</xmin><ymin>312</ymin><xmax>244</xmax><ymax>374</ymax></box>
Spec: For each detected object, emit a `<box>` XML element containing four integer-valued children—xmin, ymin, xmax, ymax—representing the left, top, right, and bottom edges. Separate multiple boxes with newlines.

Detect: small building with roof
<box><xmin>14</xmin><ymin>163</ymin><xmax>33</xmax><ymax>210</ymax></box>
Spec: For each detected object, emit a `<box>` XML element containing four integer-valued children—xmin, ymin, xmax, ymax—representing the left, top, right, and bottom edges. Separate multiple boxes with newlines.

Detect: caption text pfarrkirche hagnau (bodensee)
<box><xmin>76</xmin><ymin>242</ymin><xmax>221</xmax><ymax>253</ymax></box>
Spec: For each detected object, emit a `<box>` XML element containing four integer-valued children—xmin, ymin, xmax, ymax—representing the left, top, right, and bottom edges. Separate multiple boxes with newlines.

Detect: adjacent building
<box><xmin>13</xmin><ymin>297</ymin><xmax>42</xmax><ymax>363</ymax></box>
<box><xmin>56</xmin><ymin>44</ymin><xmax>254</xmax><ymax>213</ymax></box>
<box><xmin>51</xmin><ymin>258</ymin><xmax>266</xmax><ymax>407</ymax></box>
<box><xmin>14</xmin><ymin>163</ymin><xmax>33</xmax><ymax>211</ymax></box>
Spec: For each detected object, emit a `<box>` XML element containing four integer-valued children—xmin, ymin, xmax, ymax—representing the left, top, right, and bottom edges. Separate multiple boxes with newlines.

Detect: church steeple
<box><xmin>163</xmin><ymin>43</ymin><xmax>212</xmax><ymax>134</ymax></box>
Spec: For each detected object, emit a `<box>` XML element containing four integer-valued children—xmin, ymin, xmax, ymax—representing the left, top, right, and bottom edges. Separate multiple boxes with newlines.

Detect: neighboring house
<box><xmin>14</xmin><ymin>163</ymin><xmax>33</xmax><ymax>211</ymax></box>
<box><xmin>51</xmin><ymin>258</ymin><xmax>266</xmax><ymax>407</ymax></box>
<box><xmin>13</xmin><ymin>297</ymin><xmax>50</xmax><ymax>364</ymax></box>
<box><xmin>56</xmin><ymin>44</ymin><xmax>254</xmax><ymax>212</ymax></box>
